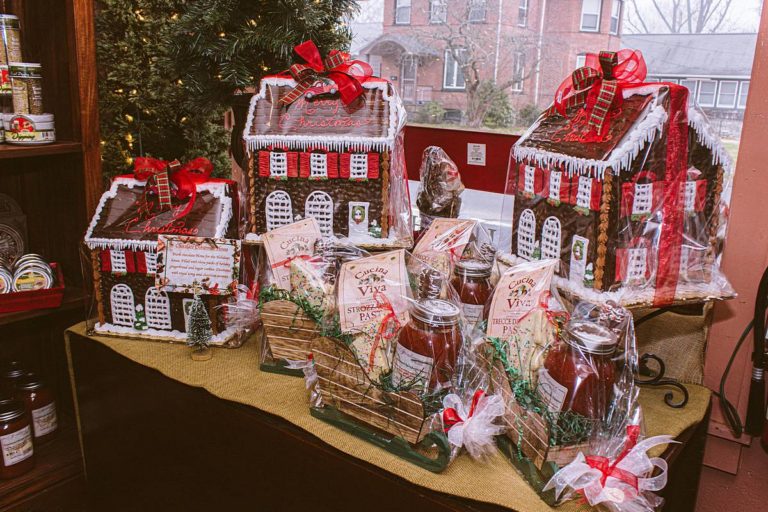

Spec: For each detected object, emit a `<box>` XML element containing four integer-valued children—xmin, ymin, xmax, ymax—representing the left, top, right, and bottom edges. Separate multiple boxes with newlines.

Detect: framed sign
<box><xmin>155</xmin><ymin>236</ymin><xmax>241</xmax><ymax>295</ymax></box>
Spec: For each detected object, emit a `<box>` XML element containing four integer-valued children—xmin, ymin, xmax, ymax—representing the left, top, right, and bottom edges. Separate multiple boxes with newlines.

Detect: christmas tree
<box><xmin>187</xmin><ymin>294</ymin><xmax>213</xmax><ymax>353</ymax></box>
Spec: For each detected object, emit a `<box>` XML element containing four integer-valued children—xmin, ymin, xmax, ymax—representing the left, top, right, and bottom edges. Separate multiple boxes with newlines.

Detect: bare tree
<box><xmin>625</xmin><ymin>0</ymin><xmax>737</xmax><ymax>33</ymax></box>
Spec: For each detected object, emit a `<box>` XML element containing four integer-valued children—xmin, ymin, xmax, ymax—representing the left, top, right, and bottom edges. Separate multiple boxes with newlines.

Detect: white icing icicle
<box><xmin>687</xmin><ymin>106</ymin><xmax>734</xmax><ymax>175</ymax></box>
<box><xmin>94</xmin><ymin>322</ymin><xmax>240</xmax><ymax>345</ymax></box>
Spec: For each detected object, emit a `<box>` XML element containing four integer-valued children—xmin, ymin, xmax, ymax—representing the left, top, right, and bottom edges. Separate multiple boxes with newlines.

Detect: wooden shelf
<box><xmin>0</xmin><ymin>287</ymin><xmax>88</xmax><ymax>327</ymax></box>
<box><xmin>0</xmin><ymin>141</ymin><xmax>82</xmax><ymax>160</ymax></box>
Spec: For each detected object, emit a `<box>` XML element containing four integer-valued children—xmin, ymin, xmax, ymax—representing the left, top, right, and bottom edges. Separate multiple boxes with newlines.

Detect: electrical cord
<box><xmin>715</xmin><ymin>320</ymin><xmax>754</xmax><ymax>438</ymax></box>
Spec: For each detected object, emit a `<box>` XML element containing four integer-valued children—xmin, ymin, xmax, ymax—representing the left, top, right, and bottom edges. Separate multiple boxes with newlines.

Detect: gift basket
<box><xmin>241</xmin><ymin>41</ymin><xmax>413</xmax><ymax>250</ymax></box>
<box><xmin>504</xmin><ymin>49</ymin><xmax>734</xmax><ymax>307</ymax></box>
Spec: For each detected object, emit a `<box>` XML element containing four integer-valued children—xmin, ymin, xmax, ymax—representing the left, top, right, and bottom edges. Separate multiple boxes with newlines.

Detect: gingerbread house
<box><xmin>84</xmin><ymin>175</ymin><xmax>240</xmax><ymax>344</ymax></box>
<box><xmin>242</xmin><ymin>75</ymin><xmax>408</xmax><ymax>247</ymax></box>
<box><xmin>509</xmin><ymin>77</ymin><xmax>732</xmax><ymax>306</ymax></box>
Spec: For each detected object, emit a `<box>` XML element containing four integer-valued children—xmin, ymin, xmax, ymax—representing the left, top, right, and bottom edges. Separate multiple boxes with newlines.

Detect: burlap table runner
<box><xmin>65</xmin><ymin>323</ymin><xmax>710</xmax><ymax>512</ymax></box>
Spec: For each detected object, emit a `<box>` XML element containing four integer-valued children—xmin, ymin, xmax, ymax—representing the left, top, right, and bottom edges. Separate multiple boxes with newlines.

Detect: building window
<box><xmin>512</xmin><ymin>51</ymin><xmax>525</xmax><ymax>92</ymax></box>
<box><xmin>395</xmin><ymin>0</ymin><xmax>411</xmax><ymax>24</ymax></box>
<box><xmin>524</xmin><ymin>165</ymin><xmax>535</xmax><ymax>194</ymax></box>
<box><xmin>430</xmin><ymin>0</ymin><xmax>447</xmax><ymax>23</ymax></box>
<box><xmin>697</xmin><ymin>81</ymin><xmax>716</xmax><ymax>107</ymax></box>
<box><xmin>305</xmin><ymin>191</ymin><xmax>334</xmax><ymax>236</ymax></box>
<box><xmin>717</xmin><ymin>81</ymin><xmax>738</xmax><ymax>108</ymax></box>
<box><xmin>265</xmin><ymin>190</ymin><xmax>293</xmax><ymax>230</ymax></box>
<box><xmin>145</xmin><ymin>252</ymin><xmax>157</xmax><ymax>274</ymax></box>
<box><xmin>469</xmin><ymin>0</ymin><xmax>487</xmax><ymax>22</ymax></box>
<box><xmin>350</xmin><ymin>154</ymin><xmax>369</xmax><ymax>179</ymax></box>
<box><xmin>541</xmin><ymin>217</ymin><xmax>562</xmax><ymax>260</ymax></box>
<box><xmin>443</xmin><ymin>49</ymin><xmax>466</xmax><ymax>90</ymax></box>
<box><xmin>145</xmin><ymin>288</ymin><xmax>172</xmax><ymax>329</ymax></box>
<box><xmin>575</xmin><ymin>53</ymin><xmax>587</xmax><ymax>68</ymax></box>
<box><xmin>632</xmin><ymin>183</ymin><xmax>652</xmax><ymax>216</ymax></box>
<box><xmin>310</xmin><ymin>153</ymin><xmax>328</xmax><ymax>178</ymax></box>
<box><xmin>110</xmin><ymin>284</ymin><xmax>136</xmax><ymax>327</ymax></box>
<box><xmin>269</xmin><ymin>151</ymin><xmax>288</xmax><ymax>177</ymax></box>
<box><xmin>739</xmin><ymin>81</ymin><xmax>749</xmax><ymax>109</ymax></box>
<box><xmin>580</xmin><ymin>0</ymin><xmax>602</xmax><ymax>32</ymax></box>
<box><xmin>680</xmin><ymin>79</ymin><xmax>698</xmax><ymax>96</ymax></box>
<box><xmin>518</xmin><ymin>0</ymin><xmax>529</xmax><ymax>27</ymax></box>
<box><xmin>627</xmin><ymin>247</ymin><xmax>647</xmax><ymax>282</ymax></box>
<box><xmin>610</xmin><ymin>0</ymin><xmax>621</xmax><ymax>34</ymax></box>
<box><xmin>684</xmin><ymin>181</ymin><xmax>697</xmax><ymax>212</ymax></box>
<box><xmin>110</xmin><ymin>251</ymin><xmax>127</xmax><ymax>273</ymax></box>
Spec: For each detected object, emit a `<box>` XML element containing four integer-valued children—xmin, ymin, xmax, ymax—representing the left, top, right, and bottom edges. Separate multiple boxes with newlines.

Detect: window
<box><xmin>269</xmin><ymin>151</ymin><xmax>287</xmax><ymax>177</ymax></box>
<box><xmin>145</xmin><ymin>288</ymin><xmax>171</xmax><ymax>329</ymax></box>
<box><xmin>512</xmin><ymin>51</ymin><xmax>525</xmax><ymax>92</ymax></box>
<box><xmin>517</xmin><ymin>209</ymin><xmax>536</xmax><ymax>259</ymax></box>
<box><xmin>395</xmin><ymin>0</ymin><xmax>411</xmax><ymax>24</ymax></box>
<box><xmin>549</xmin><ymin>171</ymin><xmax>562</xmax><ymax>201</ymax></box>
<box><xmin>580</xmin><ymin>0</ymin><xmax>602</xmax><ymax>32</ymax></box>
<box><xmin>697</xmin><ymin>81</ymin><xmax>716</xmax><ymax>107</ymax></box>
<box><xmin>632</xmin><ymin>183</ymin><xmax>652</xmax><ymax>215</ymax></box>
<box><xmin>737</xmin><ymin>81</ymin><xmax>749</xmax><ymax>109</ymax></box>
<box><xmin>265</xmin><ymin>190</ymin><xmax>293</xmax><ymax>230</ymax></box>
<box><xmin>524</xmin><ymin>165</ymin><xmax>535</xmax><ymax>194</ymax></box>
<box><xmin>110</xmin><ymin>251</ymin><xmax>127</xmax><ymax>273</ymax></box>
<box><xmin>626</xmin><ymin>247</ymin><xmax>647</xmax><ymax>282</ymax></box>
<box><xmin>717</xmin><ymin>81</ymin><xmax>738</xmax><ymax>108</ymax></box>
<box><xmin>310</xmin><ymin>153</ymin><xmax>328</xmax><ymax>179</ymax></box>
<box><xmin>430</xmin><ymin>0</ymin><xmax>447</xmax><ymax>23</ymax></box>
<box><xmin>576</xmin><ymin>176</ymin><xmax>593</xmax><ymax>209</ymax></box>
<box><xmin>575</xmin><ymin>53</ymin><xmax>587</xmax><ymax>69</ymax></box>
<box><xmin>518</xmin><ymin>0</ymin><xmax>529</xmax><ymax>27</ymax></box>
<box><xmin>401</xmin><ymin>54</ymin><xmax>418</xmax><ymax>102</ymax></box>
<box><xmin>145</xmin><ymin>252</ymin><xmax>157</xmax><ymax>274</ymax></box>
<box><xmin>443</xmin><ymin>49</ymin><xmax>466</xmax><ymax>90</ymax></box>
<box><xmin>610</xmin><ymin>0</ymin><xmax>621</xmax><ymax>34</ymax></box>
<box><xmin>541</xmin><ymin>217</ymin><xmax>562</xmax><ymax>260</ymax></box>
<box><xmin>305</xmin><ymin>191</ymin><xmax>334</xmax><ymax>236</ymax></box>
<box><xmin>110</xmin><ymin>284</ymin><xmax>135</xmax><ymax>327</ymax></box>
<box><xmin>680</xmin><ymin>79</ymin><xmax>698</xmax><ymax>96</ymax></box>
<box><xmin>350</xmin><ymin>153</ymin><xmax>368</xmax><ymax>179</ymax></box>
<box><xmin>469</xmin><ymin>0</ymin><xmax>487</xmax><ymax>22</ymax></box>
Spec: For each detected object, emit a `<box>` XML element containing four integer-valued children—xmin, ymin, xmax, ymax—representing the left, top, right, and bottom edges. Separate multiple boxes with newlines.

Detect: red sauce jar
<box><xmin>392</xmin><ymin>298</ymin><xmax>461</xmax><ymax>391</ymax></box>
<box><xmin>541</xmin><ymin>320</ymin><xmax>618</xmax><ymax>419</ymax></box>
<box><xmin>0</xmin><ymin>361</ymin><xmax>26</xmax><ymax>397</ymax></box>
<box><xmin>451</xmin><ymin>260</ymin><xmax>493</xmax><ymax>327</ymax></box>
<box><xmin>14</xmin><ymin>374</ymin><xmax>57</xmax><ymax>444</ymax></box>
<box><xmin>0</xmin><ymin>398</ymin><xmax>34</xmax><ymax>479</ymax></box>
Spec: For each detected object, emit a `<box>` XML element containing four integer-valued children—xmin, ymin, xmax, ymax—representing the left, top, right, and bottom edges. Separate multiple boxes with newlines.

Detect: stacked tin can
<box><xmin>0</xmin><ymin>254</ymin><xmax>53</xmax><ymax>293</ymax></box>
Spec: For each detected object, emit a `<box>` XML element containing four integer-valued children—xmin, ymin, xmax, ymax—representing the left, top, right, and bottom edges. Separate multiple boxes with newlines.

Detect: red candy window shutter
<box><xmin>125</xmin><ymin>250</ymin><xmax>136</xmax><ymax>273</ymax></box>
<box><xmin>367</xmin><ymin>152</ymin><xmax>380</xmax><ymax>179</ymax></box>
<box><xmin>620</xmin><ymin>182</ymin><xmax>634</xmax><ymax>217</ymax></box>
<box><xmin>615</xmin><ymin>248</ymin><xmax>628</xmax><ymax>282</ymax></box>
<box><xmin>559</xmin><ymin>172</ymin><xmax>572</xmax><ymax>204</ymax></box>
<box><xmin>340</xmin><ymin>153</ymin><xmax>351</xmax><ymax>179</ymax></box>
<box><xmin>287</xmin><ymin>152</ymin><xmax>299</xmax><ymax>178</ymax></box>
<box><xmin>540</xmin><ymin>168</ymin><xmax>551</xmax><ymax>196</ymax></box>
<box><xmin>569</xmin><ymin>174</ymin><xmax>580</xmax><ymax>205</ymax></box>
<box><xmin>100</xmin><ymin>250</ymin><xmax>111</xmax><ymax>272</ymax></box>
<box><xmin>327</xmin><ymin>153</ymin><xmax>339</xmax><ymax>178</ymax></box>
<box><xmin>695</xmin><ymin>180</ymin><xmax>707</xmax><ymax>211</ymax></box>
<box><xmin>652</xmin><ymin>183</ymin><xmax>664</xmax><ymax>212</ymax></box>
<box><xmin>258</xmin><ymin>151</ymin><xmax>270</xmax><ymax>177</ymax></box>
<box><xmin>590</xmin><ymin>180</ymin><xmax>603</xmax><ymax>211</ymax></box>
<box><xmin>533</xmin><ymin>168</ymin><xmax>546</xmax><ymax>196</ymax></box>
<box><xmin>299</xmin><ymin>152</ymin><xmax>310</xmax><ymax>178</ymax></box>
<box><xmin>517</xmin><ymin>163</ymin><xmax>526</xmax><ymax>193</ymax></box>
<box><xmin>135</xmin><ymin>252</ymin><xmax>147</xmax><ymax>274</ymax></box>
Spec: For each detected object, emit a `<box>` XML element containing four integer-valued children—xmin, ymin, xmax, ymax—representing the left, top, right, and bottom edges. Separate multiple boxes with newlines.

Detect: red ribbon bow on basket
<box><xmin>584</xmin><ymin>425</ymin><xmax>642</xmax><ymax>492</ymax></box>
<box><xmin>442</xmin><ymin>389</ymin><xmax>485</xmax><ymax>431</ymax></box>
<box><xmin>133</xmin><ymin>156</ymin><xmax>214</xmax><ymax>219</ymax></box>
<box><xmin>279</xmin><ymin>40</ymin><xmax>373</xmax><ymax>106</ymax></box>
<box><xmin>362</xmin><ymin>291</ymin><xmax>402</xmax><ymax>373</ymax></box>
<box><xmin>547</xmin><ymin>49</ymin><xmax>647</xmax><ymax>140</ymax></box>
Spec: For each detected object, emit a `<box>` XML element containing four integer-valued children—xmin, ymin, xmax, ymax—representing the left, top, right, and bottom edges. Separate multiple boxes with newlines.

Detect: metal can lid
<box><xmin>454</xmin><ymin>259</ymin><xmax>492</xmax><ymax>278</ymax></box>
<box><xmin>14</xmin><ymin>373</ymin><xmax>46</xmax><ymax>391</ymax></box>
<box><xmin>8</xmin><ymin>63</ymin><xmax>42</xmax><ymax>76</ymax></box>
<box><xmin>0</xmin><ymin>398</ymin><xmax>25</xmax><ymax>423</ymax></box>
<box><xmin>410</xmin><ymin>298</ymin><xmax>461</xmax><ymax>326</ymax></box>
<box><xmin>563</xmin><ymin>320</ymin><xmax>618</xmax><ymax>356</ymax></box>
<box><xmin>1</xmin><ymin>361</ymin><xmax>26</xmax><ymax>380</ymax></box>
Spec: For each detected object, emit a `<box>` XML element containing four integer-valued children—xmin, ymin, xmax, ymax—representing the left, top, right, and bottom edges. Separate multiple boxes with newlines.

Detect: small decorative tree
<box><xmin>187</xmin><ymin>293</ymin><xmax>213</xmax><ymax>361</ymax></box>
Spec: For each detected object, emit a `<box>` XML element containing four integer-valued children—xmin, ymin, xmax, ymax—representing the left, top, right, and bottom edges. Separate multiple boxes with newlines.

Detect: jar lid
<box><xmin>1</xmin><ymin>361</ymin><xmax>26</xmax><ymax>380</ymax></box>
<box><xmin>410</xmin><ymin>298</ymin><xmax>460</xmax><ymax>326</ymax></box>
<box><xmin>0</xmin><ymin>14</ymin><xmax>19</xmax><ymax>20</ymax></box>
<box><xmin>0</xmin><ymin>398</ymin><xmax>25</xmax><ymax>422</ymax></box>
<box><xmin>563</xmin><ymin>320</ymin><xmax>618</xmax><ymax>356</ymax></box>
<box><xmin>14</xmin><ymin>373</ymin><xmax>45</xmax><ymax>391</ymax></box>
<box><xmin>454</xmin><ymin>259</ymin><xmax>492</xmax><ymax>278</ymax></box>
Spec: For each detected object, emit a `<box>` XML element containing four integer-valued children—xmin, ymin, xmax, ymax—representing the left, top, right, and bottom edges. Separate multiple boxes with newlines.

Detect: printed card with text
<box><xmin>262</xmin><ymin>217</ymin><xmax>322</xmax><ymax>291</ymax></box>
<box><xmin>156</xmin><ymin>236</ymin><xmax>241</xmax><ymax>295</ymax></box>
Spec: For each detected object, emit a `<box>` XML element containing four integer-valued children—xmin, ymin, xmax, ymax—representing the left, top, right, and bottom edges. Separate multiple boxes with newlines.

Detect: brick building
<box><xmin>357</xmin><ymin>0</ymin><xmax>623</xmax><ymax>121</ymax></box>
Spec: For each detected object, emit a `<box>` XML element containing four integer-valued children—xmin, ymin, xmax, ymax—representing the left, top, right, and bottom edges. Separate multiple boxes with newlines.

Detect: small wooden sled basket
<box><xmin>260</xmin><ymin>299</ymin><xmax>318</xmax><ymax>376</ymax></box>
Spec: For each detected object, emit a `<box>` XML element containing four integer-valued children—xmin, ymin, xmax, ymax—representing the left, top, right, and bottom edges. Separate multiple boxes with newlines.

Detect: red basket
<box><xmin>0</xmin><ymin>263</ymin><xmax>65</xmax><ymax>314</ymax></box>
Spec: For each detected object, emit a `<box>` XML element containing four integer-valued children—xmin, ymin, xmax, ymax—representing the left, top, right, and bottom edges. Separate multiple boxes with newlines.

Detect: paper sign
<box><xmin>262</xmin><ymin>218</ymin><xmax>322</xmax><ymax>291</ymax></box>
<box><xmin>156</xmin><ymin>236</ymin><xmax>241</xmax><ymax>295</ymax></box>
<box><xmin>467</xmin><ymin>143</ymin><xmax>486</xmax><ymax>166</ymax></box>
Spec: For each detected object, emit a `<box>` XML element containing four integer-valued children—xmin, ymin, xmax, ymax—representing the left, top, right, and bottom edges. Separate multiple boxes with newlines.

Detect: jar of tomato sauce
<box><xmin>451</xmin><ymin>260</ymin><xmax>493</xmax><ymax>327</ymax></box>
<box><xmin>392</xmin><ymin>298</ymin><xmax>461</xmax><ymax>391</ymax></box>
<box><xmin>0</xmin><ymin>398</ymin><xmax>34</xmax><ymax>479</ymax></box>
<box><xmin>0</xmin><ymin>361</ymin><xmax>26</xmax><ymax>397</ymax></box>
<box><xmin>14</xmin><ymin>373</ymin><xmax>57</xmax><ymax>444</ymax></box>
<box><xmin>541</xmin><ymin>320</ymin><xmax>618</xmax><ymax>419</ymax></box>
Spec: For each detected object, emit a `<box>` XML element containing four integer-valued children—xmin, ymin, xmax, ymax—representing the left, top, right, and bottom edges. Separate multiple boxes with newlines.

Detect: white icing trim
<box><xmin>687</xmin><ymin>105</ymin><xmax>734</xmax><ymax>176</ymax></box>
<box><xmin>94</xmin><ymin>322</ymin><xmax>240</xmax><ymax>346</ymax></box>
<box><xmin>84</xmin><ymin>178</ymin><xmax>233</xmax><ymax>251</ymax></box>
<box><xmin>243</xmin><ymin>77</ymin><xmax>402</xmax><ymax>153</ymax></box>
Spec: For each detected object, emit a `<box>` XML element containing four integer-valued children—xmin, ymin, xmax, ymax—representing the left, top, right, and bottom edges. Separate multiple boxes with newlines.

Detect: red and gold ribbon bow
<box><xmin>442</xmin><ymin>389</ymin><xmax>486</xmax><ymax>431</ymax></box>
<box><xmin>584</xmin><ymin>425</ymin><xmax>641</xmax><ymax>491</ymax></box>
<box><xmin>279</xmin><ymin>40</ymin><xmax>373</xmax><ymax>106</ymax></box>
<box><xmin>364</xmin><ymin>291</ymin><xmax>402</xmax><ymax>372</ymax></box>
<box><xmin>547</xmin><ymin>49</ymin><xmax>647</xmax><ymax>139</ymax></box>
<box><xmin>133</xmin><ymin>156</ymin><xmax>214</xmax><ymax>218</ymax></box>
<box><xmin>270</xmin><ymin>253</ymin><xmax>312</xmax><ymax>270</ymax></box>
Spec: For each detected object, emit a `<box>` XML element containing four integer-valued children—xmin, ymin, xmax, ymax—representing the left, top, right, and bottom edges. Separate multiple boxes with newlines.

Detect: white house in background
<box><xmin>349</xmin><ymin>0</ymin><xmax>385</xmax><ymax>74</ymax></box>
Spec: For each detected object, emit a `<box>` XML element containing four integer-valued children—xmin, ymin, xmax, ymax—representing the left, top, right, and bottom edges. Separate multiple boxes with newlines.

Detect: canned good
<box><xmin>0</xmin><ymin>266</ymin><xmax>11</xmax><ymax>293</ymax></box>
<box><xmin>11</xmin><ymin>254</ymin><xmax>53</xmax><ymax>292</ymax></box>
<box><xmin>0</xmin><ymin>15</ymin><xmax>21</xmax><ymax>65</ymax></box>
<box><xmin>9</xmin><ymin>63</ymin><xmax>43</xmax><ymax>115</ymax></box>
<box><xmin>0</xmin><ymin>65</ymin><xmax>10</xmax><ymax>96</ymax></box>
<box><xmin>4</xmin><ymin>113</ymin><xmax>55</xmax><ymax>145</ymax></box>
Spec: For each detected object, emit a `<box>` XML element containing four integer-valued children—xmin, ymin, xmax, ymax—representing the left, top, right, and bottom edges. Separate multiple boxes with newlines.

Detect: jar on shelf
<box><xmin>14</xmin><ymin>374</ymin><xmax>57</xmax><ymax>444</ymax></box>
<box><xmin>9</xmin><ymin>63</ymin><xmax>44</xmax><ymax>115</ymax></box>
<box><xmin>0</xmin><ymin>15</ymin><xmax>21</xmax><ymax>65</ymax></box>
<box><xmin>0</xmin><ymin>398</ymin><xmax>34</xmax><ymax>480</ymax></box>
<box><xmin>451</xmin><ymin>259</ymin><xmax>493</xmax><ymax>327</ymax></box>
<box><xmin>0</xmin><ymin>361</ymin><xmax>27</xmax><ymax>397</ymax></box>
<box><xmin>392</xmin><ymin>298</ymin><xmax>461</xmax><ymax>391</ymax></box>
<box><xmin>541</xmin><ymin>320</ymin><xmax>618</xmax><ymax>419</ymax></box>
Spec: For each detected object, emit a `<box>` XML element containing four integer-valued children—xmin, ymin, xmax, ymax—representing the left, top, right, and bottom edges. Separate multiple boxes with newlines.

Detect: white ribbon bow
<box><xmin>442</xmin><ymin>392</ymin><xmax>505</xmax><ymax>460</ymax></box>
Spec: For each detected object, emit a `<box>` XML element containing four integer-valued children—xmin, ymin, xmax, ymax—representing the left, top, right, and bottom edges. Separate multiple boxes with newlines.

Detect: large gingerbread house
<box><xmin>84</xmin><ymin>175</ymin><xmax>240</xmax><ymax>345</ymax></box>
<box><xmin>508</xmin><ymin>53</ymin><xmax>732</xmax><ymax>306</ymax></box>
<box><xmin>242</xmin><ymin>75</ymin><xmax>409</xmax><ymax>247</ymax></box>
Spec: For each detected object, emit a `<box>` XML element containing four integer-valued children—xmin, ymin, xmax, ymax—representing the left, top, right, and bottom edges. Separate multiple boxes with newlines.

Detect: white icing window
<box><xmin>627</xmin><ymin>247</ymin><xmax>647</xmax><ymax>282</ymax></box>
<box><xmin>350</xmin><ymin>154</ymin><xmax>368</xmax><ymax>179</ymax></box>
<box><xmin>269</xmin><ymin>152</ymin><xmax>287</xmax><ymax>177</ymax></box>
<box><xmin>549</xmin><ymin>171</ymin><xmax>562</xmax><ymax>201</ymax></box>
<box><xmin>679</xmin><ymin>245</ymin><xmax>690</xmax><ymax>280</ymax></box>
<box><xmin>266</xmin><ymin>190</ymin><xmax>293</xmax><ymax>230</ymax></box>
<box><xmin>110</xmin><ymin>284</ymin><xmax>136</xmax><ymax>327</ymax></box>
<box><xmin>576</xmin><ymin>176</ymin><xmax>593</xmax><ymax>209</ymax></box>
<box><xmin>310</xmin><ymin>153</ymin><xmax>328</xmax><ymax>178</ymax></box>
<box><xmin>145</xmin><ymin>288</ymin><xmax>172</xmax><ymax>329</ymax></box>
<box><xmin>632</xmin><ymin>183</ymin><xmax>653</xmax><ymax>215</ymax></box>
<box><xmin>145</xmin><ymin>252</ymin><xmax>157</xmax><ymax>274</ymax></box>
<box><xmin>517</xmin><ymin>209</ymin><xmax>536</xmax><ymax>259</ymax></box>
<box><xmin>305</xmin><ymin>191</ymin><xmax>334</xmax><ymax>236</ymax></box>
<box><xmin>684</xmin><ymin>181</ymin><xmax>697</xmax><ymax>212</ymax></box>
<box><xmin>110</xmin><ymin>251</ymin><xmax>127</xmax><ymax>273</ymax></box>
<box><xmin>541</xmin><ymin>216</ymin><xmax>562</xmax><ymax>260</ymax></box>
<box><xmin>524</xmin><ymin>165</ymin><xmax>535</xmax><ymax>194</ymax></box>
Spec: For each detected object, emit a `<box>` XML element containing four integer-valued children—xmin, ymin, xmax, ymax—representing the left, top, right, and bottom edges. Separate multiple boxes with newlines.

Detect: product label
<box><xmin>32</xmin><ymin>402</ymin><xmax>57</xmax><ymax>437</ymax></box>
<box><xmin>13</xmin><ymin>270</ymin><xmax>49</xmax><ymax>291</ymax></box>
<box><xmin>262</xmin><ymin>218</ymin><xmax>322</xmax><ymax>291</ymax></box>
<box><xmin>0</xmin><ymin>425</ymin><xmax>33</xmax><ymax>466</ymax></box>
<box><xmin>461</xmin><ymin>303</ymin><xmax>485</xmax><ymax>327</ymax></box>
<box><xmin>537</xmin><ymin>368</ymin><xmax>568</xmax><ymax>414</ymax></box>
<box><xmin>391</xmin><ymin>342</ymin><xmax>434</xmax><ymax>388</ymax></box>
<box><xmin>412</xmin><ymin>218</ymin><xmax>476</xmax><ymax>276</ymax></box>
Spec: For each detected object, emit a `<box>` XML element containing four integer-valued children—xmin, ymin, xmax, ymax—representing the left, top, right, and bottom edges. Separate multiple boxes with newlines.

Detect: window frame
<box><xmin>468</xmin><ymin>0</ymin><xmax>487</xmax><ymax>23</ymax></box>
<box><xmin>580</xmin><ymin>0</ymin><xmax>602</xmax><ymax>32</ymax></box>
<box><xmin>512</xmin><ymin>50</ymin><xmax>525</xmax><ymax>92</ymax></box>
<box><xmin>680</xmin><ymin>79</ymin><xmax>698</xmax><ymax>97</ymax></box>
<box><xmin>350</xmin><ymin>153</ymin><xmax>369</xmax><ymax>179</ymax></box>
<box><xmin>518</xmin><ymin>0</ymin><xmax>529</xmax><ymax>27</ymax></box>
<box><xmin>429</xmin><ymin>0</ymin><xmax>447</xmax><ymax>24</ymax></box>
<box><xmin>575</xmin><ymin>53</ymin><xmax>587</xmax><ymax>68</ymax></box>
<box><xmin>443</xmin><ymin>49</ymin><xmax>467</xmax><ymax>90</ymax></box>
<box><xmin>738</xmin><ymin>81</ymin><xmax>750</xmax><ymax>109</ymax></box>
<box><xmin>717</xmin><ymin>80</ymin><xmax>739</xmax><ymax>109</ymax></box>
<box><xmin>609</xmin><ymin>0</ymin><xmax>621</xmax><ymax>35</ymax></box>
<box><xmin>394</xmin><ymin>0</ymin><xmax>411</xmax><ymax>25</ymax></box>
<box><xmin>697</xmin><ymin>80</ymin><xmax>717</xmax><ymax>108</ymax></box>
<box><xmin>269</xmin><ymin>151</ymin><xmax>288</xmax><ymax>178</ymax></box>
<box><xmin>309</xmin><ymin>152</ymin><xmax>328</xmax><ymax>179</ymax></box>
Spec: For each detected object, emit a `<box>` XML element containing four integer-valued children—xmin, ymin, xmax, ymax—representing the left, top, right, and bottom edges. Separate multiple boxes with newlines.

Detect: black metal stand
<box><xmin>635</xmin><ymin>353</ymin><xmax>690</xmax><ymax>408</ymax></box>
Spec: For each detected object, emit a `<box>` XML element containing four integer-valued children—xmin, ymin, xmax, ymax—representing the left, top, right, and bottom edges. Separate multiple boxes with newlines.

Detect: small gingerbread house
<box><xmin>509</xmin><ymin>57</ymin><xmax>732</xmax><ymax>306</ymax></box>
<box><xmin>242</xmin><ymin>75</ymin><xmax>408</xmax><ymax>247</ymax></box>
<box><xmin>84</xmin><ymin>175</ymin><xmax>240</xmax><ymax>344</ymax></box>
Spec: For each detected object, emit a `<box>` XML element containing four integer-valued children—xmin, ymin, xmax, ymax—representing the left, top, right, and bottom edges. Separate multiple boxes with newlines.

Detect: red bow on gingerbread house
<box><xmin>547</xmin><ymin>49</ymin><xmax>647</xmax><ymax>139</ymax></box>
<box><xmin>279</xmin><ymin>40</ymin><xmax>373</xmax><ymax>106</ymax></box>
<box><xmin>133</xmin><ymin>156</ymin><xmax>214</xmax><ymax>219</ymax></box>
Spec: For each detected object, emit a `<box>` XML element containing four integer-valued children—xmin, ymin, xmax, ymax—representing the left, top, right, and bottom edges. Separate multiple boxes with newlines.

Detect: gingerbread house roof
<box><xmin>514</xmin><ymin>86</ymin><xmax>733</xmax><ymax>178</ymax></box>
<box><xmin>84</xmin><ymin>177</ymin><xmax>233</xmax><ymax>252</ymax></box>
<box><xmin>243</xmin><ymin>76</ymin><xmax>405</xmax><ymax>153</ymax></box>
